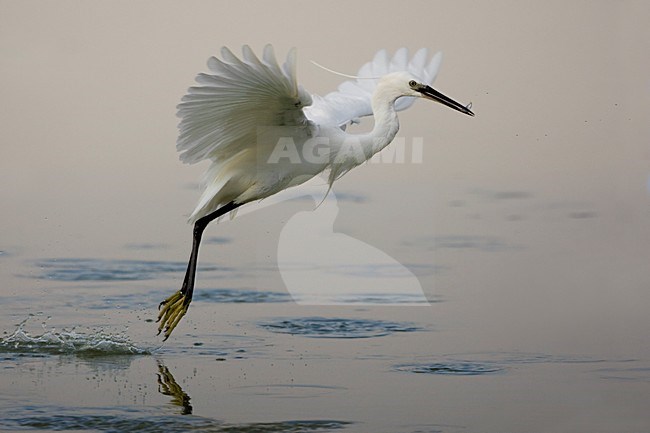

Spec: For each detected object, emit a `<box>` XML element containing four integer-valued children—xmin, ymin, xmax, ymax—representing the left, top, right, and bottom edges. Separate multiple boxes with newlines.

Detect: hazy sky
<box><xmin>1</xmin><ymin>1</ymin><xmax>648</xmax><ymax>258</ymax></box>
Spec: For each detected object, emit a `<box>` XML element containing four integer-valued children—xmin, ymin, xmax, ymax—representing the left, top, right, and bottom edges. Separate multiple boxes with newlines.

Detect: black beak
<box><xmin>418</xmin><ymin>85</ymin><xmax>474</xmax><ymax>116</ymax></box>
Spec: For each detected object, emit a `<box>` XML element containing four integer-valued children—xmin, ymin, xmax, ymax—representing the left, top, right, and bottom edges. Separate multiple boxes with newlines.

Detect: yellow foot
<box><xmin>157</xmin><ymin>290</ymin><xmax>190</xmax><ymax>341</ymax></box>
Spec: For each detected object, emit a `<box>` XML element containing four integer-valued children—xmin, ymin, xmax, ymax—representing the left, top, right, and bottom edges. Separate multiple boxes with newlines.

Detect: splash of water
<box><xmin>0</xmin><ymin>316</ymin><xmax>149</xmax><ymax>356</ymax></box>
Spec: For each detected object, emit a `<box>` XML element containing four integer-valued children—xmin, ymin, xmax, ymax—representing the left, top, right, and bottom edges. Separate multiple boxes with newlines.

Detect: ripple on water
<box><xmin>393</xmin><ymin>352</ymin><xmax>616</xmax><ymax>377</ymax></box>
<box><xmin>0</xmin><ymin>318</ymin><xmax>149</xmax><ymax>356</ymax></box>
<box><xmin>259</xmin><ymin>317</ymin><xmax>421</xmax><ymax>338</ymax></box>
<box><xmin>33</xmin><ymin>258</ymin><xmax>223</xmax><ymax>281</ymax></box>
<box><xmin>593</xmin><ymin>366</ymin><xmax>650</xmax><ymax>382</ymax></box>
<box><xmin>78</xmin><ymin>288</ymin><xmax>290</xmax><ymax>310</ymax></box>
<box><xmin>394</xmin><ymin>362</ymin><xmax>504</xmax><ymax>376</ymax></box>
<box><xmin>0</xmin><ymin>407</ymin><xmax>350</xmax><ymax>433</ymax></box>
<box><xmin>197</xmin><ymin>288</ymin><xmax>291</xmax><ymax>303</ymax></box>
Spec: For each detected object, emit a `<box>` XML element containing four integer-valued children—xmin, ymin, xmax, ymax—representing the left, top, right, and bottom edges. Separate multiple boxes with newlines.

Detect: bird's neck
<box><xmin>326</xmin><ymin>89</ymin><xmax>401</xmax><ymax>186</ymax></box>
<box><xmin>370</xmin><ymin>92</ymin><xmax>399</xmax><ymax>146</ymax></box>
<box><xmin>363</xmin><ymin>90</ymin><xmax>400</xmax><ymax>155</ymax></box>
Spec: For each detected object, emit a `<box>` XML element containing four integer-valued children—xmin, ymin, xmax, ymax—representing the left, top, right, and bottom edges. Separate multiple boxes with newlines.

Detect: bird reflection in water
<box><xmin>156</xmin><ymin>363</ymin><xmax>192</xmax><ymax>415</ymax></box>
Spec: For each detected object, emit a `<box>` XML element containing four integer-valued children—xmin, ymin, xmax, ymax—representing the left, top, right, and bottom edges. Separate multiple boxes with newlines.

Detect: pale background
<box><xmin>1</xmin><ymin>2</ymin><xmax>650</xmax><ymax>432</ymax></box>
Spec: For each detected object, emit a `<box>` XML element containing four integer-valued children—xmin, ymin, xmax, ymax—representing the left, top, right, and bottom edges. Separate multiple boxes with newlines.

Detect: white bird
<box><xmin>157</xmin><ymin>45</ymin><xmax>474</xmax><ymax>340</ymax></box>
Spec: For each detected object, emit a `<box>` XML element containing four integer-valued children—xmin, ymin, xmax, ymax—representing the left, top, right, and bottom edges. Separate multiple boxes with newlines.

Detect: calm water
<box><xmin>2</xmin><ymin>2</ymin><xmax>650</xmax><ymax>432</ymax></box>
<box><xmin>2</xmin><ymin>176</ymin><xmax>649</xmax><ymax>432</ymax></box>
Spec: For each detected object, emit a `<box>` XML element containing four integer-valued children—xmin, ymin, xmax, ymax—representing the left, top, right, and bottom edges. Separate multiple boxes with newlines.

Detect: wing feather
<box><xmin>304</xmin><ymin>48</ymin><xmax>443</xmax><ymax>128</ymax></box>
<box><xmin>176</xmin><ymin>45</ymin><xmax>443</xmax><ymax>222</ymax></box>
<box><xmin>176</xmin><ymin>44</ymin><xmax>312</xmax><ymax>165</ymax></box>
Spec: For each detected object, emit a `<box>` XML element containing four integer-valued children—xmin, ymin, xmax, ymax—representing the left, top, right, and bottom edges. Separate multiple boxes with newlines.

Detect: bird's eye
<box><xmin>408</xmin><ymin>80</ymin><xmax>417</xmax><ymax>88</ymax></box>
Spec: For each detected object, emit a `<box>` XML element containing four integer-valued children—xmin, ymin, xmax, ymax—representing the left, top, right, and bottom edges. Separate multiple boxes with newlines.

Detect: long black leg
<box><xmin>157</xmin><ymin>201</ymin><xmax>242</xmax><ymax>340</ymax></box>
<box><xmin>180</xmin><ymin>201</ymin><xmax>240</xmax><ymax>305</ymax></box>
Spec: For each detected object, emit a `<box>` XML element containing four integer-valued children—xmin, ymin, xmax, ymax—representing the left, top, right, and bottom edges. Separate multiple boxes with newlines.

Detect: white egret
<box><xmin>157</xmin><ymin>45</ymin><xmax>474</xmax><ymax>339</ymax></box>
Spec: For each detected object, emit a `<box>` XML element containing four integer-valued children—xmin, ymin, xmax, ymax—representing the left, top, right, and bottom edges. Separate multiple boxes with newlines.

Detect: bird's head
<box><xmin>380</xmin><ymin>71</ymin><xmax>474</xmax><ymax>116</ymax></box>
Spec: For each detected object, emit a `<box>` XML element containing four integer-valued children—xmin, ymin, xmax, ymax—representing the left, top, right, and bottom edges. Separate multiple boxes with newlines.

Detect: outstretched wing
<box><xmin>177</xmin><ymin>44</ymin><xmax>313</xmax><ymax>164</ymax></box>
<box><xmin>304</xmin><ymin>48</ymin><xmax>442</xmax><ymax>128</ymax></box>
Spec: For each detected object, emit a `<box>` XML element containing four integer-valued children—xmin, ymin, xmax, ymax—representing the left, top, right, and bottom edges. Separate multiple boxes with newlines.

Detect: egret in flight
<box><xmin>157</xmin><ymin>45</ymin><xmax>474</xmax><ymax>340</ymax></box>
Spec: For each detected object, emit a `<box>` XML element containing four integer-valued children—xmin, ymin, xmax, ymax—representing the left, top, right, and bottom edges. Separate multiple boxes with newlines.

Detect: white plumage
<box><xmin>157</xmin><ymin>45</ymin><xmax>473</xmax><ymax>340</ymax></box>
<box><xmin>304</xmin><ymin>47</ymin><xmax>442</xmax><ymax>127</ymax></box>
<box><xmin>176</xmin><ymin>45</ymin><xmax>448</xmax><ymax>223</ymax></box>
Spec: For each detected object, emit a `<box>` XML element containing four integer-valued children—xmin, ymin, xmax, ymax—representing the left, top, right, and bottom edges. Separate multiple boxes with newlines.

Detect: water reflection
<box><xmin>149</xmin><ymin>362</ymin><xmax>353</xmax><ymax>430</ymax></box>
<box><xmin>156</xmin><ymin>362</ymin><xmax>192</xmax><ymax>415</ymax></box>
<box><xmin>0</xmin><ymin>354</ymin><xmax>352</xmax><ymax>432</ymax></box>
